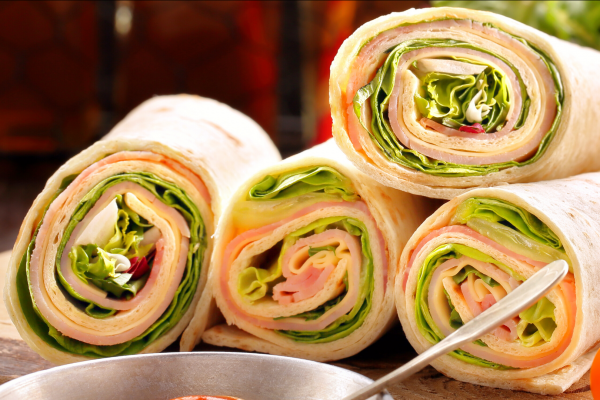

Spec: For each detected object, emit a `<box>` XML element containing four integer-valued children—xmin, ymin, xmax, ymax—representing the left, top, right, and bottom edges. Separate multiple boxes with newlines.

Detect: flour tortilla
<box><xmin>4</xmin><ymin>95</ymin><xmax>281</xmax><ymax>364</ymax></box>
<box><xmin>396</xmin><ymin>172</ymin><xmax>600</xmax><ymax>394</ymax></box>
<box><xmin>197</xmin><ymin>140</ymin><xmax>435</xmax><ymax>361</ymax></box>
<box><xmin>330</xmin><ymin>7</ymin><xmax>600</xmax><ymax>199</ymax></box>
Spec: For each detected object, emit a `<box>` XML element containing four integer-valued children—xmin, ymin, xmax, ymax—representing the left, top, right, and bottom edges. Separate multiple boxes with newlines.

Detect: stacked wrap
<box><xmin>330</xmin><ymin>7</ymin><xmax>600</xmax><ymax>199</ymax></box>
<box><xmin>4</xmin><ymin>95</ymin><xmax>281</xmax><ymax>364</ymax></box>
<box><xmin>397</xmin><ymin>172</ymin><xmax>600</xmax><ymax>394</ymax></box>
<box><xmin>195</xmin><ymin>140</ymin><xmax>433</xmax><ymax>361</ymax></box>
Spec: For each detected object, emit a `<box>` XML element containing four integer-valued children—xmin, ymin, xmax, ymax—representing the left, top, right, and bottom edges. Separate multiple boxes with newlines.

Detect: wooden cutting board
<box><xmin>0</xmin><ymin>250</ymin><xmax>592</xmax><ymax>398</ymax></box>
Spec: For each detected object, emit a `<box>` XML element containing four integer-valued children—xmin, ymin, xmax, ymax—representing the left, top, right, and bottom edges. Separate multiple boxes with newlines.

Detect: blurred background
<box><xmin>0</xmin><ymin>0</ymin><xmax>598</xmax><ymax>251</ymax></box>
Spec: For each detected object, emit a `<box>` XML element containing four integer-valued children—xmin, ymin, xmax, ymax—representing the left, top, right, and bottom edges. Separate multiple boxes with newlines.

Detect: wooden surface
<box><xmin>0</xmin><ymin>250</ymin><xmax>592</xmax><ymax>399</ymax></box>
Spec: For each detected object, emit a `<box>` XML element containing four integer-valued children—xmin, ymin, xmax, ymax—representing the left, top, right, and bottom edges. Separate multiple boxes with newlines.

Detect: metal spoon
<box><xmin>343</xmin><ymin>259</ymin><xmax>569</xmax><ymax>400</ymax></box>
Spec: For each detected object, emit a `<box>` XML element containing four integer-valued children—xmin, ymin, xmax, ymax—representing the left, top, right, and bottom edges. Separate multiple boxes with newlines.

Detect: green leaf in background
<box><xmin>433</xmin><ymin>1</ymin><xmax>600</xmax><ymax>50</ymax></box>
<box><xmin>353</xmin><ymin>18</ymin><xmax>564</xmax><ymax>177</ymax></box>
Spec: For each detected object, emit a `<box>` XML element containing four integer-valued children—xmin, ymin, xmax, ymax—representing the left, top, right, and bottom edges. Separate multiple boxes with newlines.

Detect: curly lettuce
<box><xmin>518</xmin><ymin>297</ymin><xmax>557</xmax><ymax>347</ymax></box>
<box><xmin>415</xmin><ymin>64</ymin><xmax>511</xmax><ymax>132</ymax></box>
<box><xmin>248</xmin><ymin>166</ymin><xmax>359</xmax><ymax>202</ymax></box>
<box><xmin>68</xmin><ymin>194</ymin><xmax>154</xmax><ymax>304</ymax></box>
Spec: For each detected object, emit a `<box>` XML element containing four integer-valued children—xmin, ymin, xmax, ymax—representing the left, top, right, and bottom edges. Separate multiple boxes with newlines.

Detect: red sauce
<box><xmin>170</xmin><ymin>397</ymin><xmax>242</xmax><ymax>400</ymax></box>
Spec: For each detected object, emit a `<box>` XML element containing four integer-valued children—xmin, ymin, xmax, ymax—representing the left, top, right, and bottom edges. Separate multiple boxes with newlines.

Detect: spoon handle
<box><xmin>342</xmin><ymin>259</ymin><xmax>569</xmax><ymax>400</ymax></box>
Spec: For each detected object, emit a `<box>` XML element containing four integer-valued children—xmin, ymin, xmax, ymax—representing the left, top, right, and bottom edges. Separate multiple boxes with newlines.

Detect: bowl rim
<box><xmin>0</xmin><ymin>351</ymin><xmax>384</xmax><ymax>397</ymax></box>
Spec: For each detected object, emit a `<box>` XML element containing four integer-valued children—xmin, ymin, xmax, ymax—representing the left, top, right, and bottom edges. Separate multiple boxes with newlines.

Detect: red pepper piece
<box><xmin>459</xmin><ymin>123</ymin><xmax>485</xmax><ymax>134</ymax></box>
<box><xmin>127</xmin><ymin>252</ymin><xmax>153</xmax><ymax>279</ymax></box>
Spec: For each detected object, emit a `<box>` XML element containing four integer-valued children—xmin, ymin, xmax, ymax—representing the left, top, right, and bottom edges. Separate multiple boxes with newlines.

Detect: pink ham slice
<box><xmin>59</xmin><ymin>181</ymin><xmax>190</xmax><ymax>310</ymax></box>
<box><xmin>494</xmin><ymin>318</ymin><xmax>519</xmax><ymax>342</ymax></box>
<box><xmin>220</xmin><ymin>201</ymin><xmax>385</xmax><ymax>331</ymax></box>
<box><xmin>272</xmin><ymin>229</ymin><xmax>359</xmax><ymax>305</ymax></box>
<box><xmin>345</xmin><ymin>19</ymin><xmax>557</xmax><ymax>165</ymax></box>
<box><xmin>461</xmin><ymin>279</ymin><xmax>484</xmax><ymax>316</ymax></box>
<box><xmin>273</xmin><ymin>266</ymin><xmax>335</xmax><ymax>305</ymax></box>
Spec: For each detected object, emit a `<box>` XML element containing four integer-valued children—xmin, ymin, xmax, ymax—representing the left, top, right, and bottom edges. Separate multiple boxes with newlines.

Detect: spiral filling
<box><xmin>348</xmin><ymin>19</ymin><xmax>563</xmax><ymax>176</ymax></box>
<box><xmin>16</xmin><ymin>151</ymin><xmax>208</xmax><ymax>356</ymax></box>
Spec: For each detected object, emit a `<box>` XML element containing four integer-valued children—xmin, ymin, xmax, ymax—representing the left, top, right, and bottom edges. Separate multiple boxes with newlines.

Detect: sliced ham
<box><xmin>461</xmin><ymin>280</ymin><xmax>483</xmax><ymax>316</ymax></box>
<box><xmin>220</xmin><ymin>201</ymin><xmax>385</xmax><ymax>331</ymax></box>
<box><xmin>495</xmin><ymin>318</ymin><xmax>519</xmax><ymax>342</ymax></box>
<box><xmin>272</xmin><ymin>229</ymin><xmax>360</xmax><ymax>305</ymax></box>
<box><xmin>480</xmin><ymin>294</ymin><xmax>496</xmax><ymax>312</ymax></box>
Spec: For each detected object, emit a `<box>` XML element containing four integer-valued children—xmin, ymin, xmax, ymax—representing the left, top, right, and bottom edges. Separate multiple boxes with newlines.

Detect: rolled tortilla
<box><xmin>330</xmin><ymin>7</ymin><xmax>600</xmax><ymax>199</ymax></box>
<box><xmin>4</xmin><ymin>95</ymin><xmax>281</xmax><ymax>364</ymax></box>
<box><xmin>397</xmin><ymin>172</ymin><xmax>600</xmax><ymax>394</ymax></box>
<box><xmin>196</xmin><ymin>139</ymin><xmax>434</xmax><ymax>361</ymax></box>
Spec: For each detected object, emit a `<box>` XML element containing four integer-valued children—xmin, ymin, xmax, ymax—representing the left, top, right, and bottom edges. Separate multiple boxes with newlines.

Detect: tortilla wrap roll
<box><xmin>330</xmin><ymin>7</ymin><xmax>600</xmax><ymax>199</ymax></box>
<box><xmin>4</xmin><ymin>95</ymin><xmax>281</xmax><ymax>364</ymax></box>
<box><xmin>397</xmin><ymin>172</ymin><xmax>600</xmax><ymax>394</ymax></box>
<box><xmin>197</xmin><ymin>140</ymin><xmax>433</xmax><ymax>361</ymax></box>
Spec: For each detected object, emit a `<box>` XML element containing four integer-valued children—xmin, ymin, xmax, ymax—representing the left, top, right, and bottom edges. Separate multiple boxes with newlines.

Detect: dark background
<box><xmin>0</xmin><ymin>0</ymin><xmax>429</xmax><ymax>251</ymax></box>
<box><xmin>0</xmin><ymin>0</ymin><xmax>594</xmax><ymax>251</ymax></box>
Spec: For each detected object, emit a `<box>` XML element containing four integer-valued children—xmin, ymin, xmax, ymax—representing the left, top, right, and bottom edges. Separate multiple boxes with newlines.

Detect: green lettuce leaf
<box><xmin>68</xmin><ymin>244</ymin><xmax>151</xmax><ymax>300</ymax></box>
<box><xmin>415</xmin><ymin>65</ymin><xmax>510</xmax><ymax>132</ymax></box>
<box><xmin>517</xmin><ymin>297</ymin><xmax>557</xmax><ymax>347</ymax></box>
<box><xmin>248</xmin><ymin>166</ymin><xmax>359</xmax><ymax>202</ymax></box>
<box><xmin>102</xmin><ymin>194</ymin><xmax>153</xmax><ymax>259</ymax></box>
<box><xmin>65</xmin><ymin>192</ymin><xmax>155</xmax><ymax>305</ymax></box>
<box><xmin>308</xmin><ymin>245</ymin><xmax>337</xmax><ymax>257</ymax></box>
<box><xmin>353</xmin><ymin>21</ymin><xmax>563</xmax><ymax>177</ymax></box>
<box><xmin>452</xmin><ymin>266</ymin><xmax>500</xmax><ymax>287</ymax></box>
<box><xmin>19</xmin><ymin>171</ymin><xmax>207</xmax><ymax>357</ymax></box>
<box><xmin>444</xmin><ymin>289</ymin><xmax>464</xmax><ymax>329</ymax></box>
